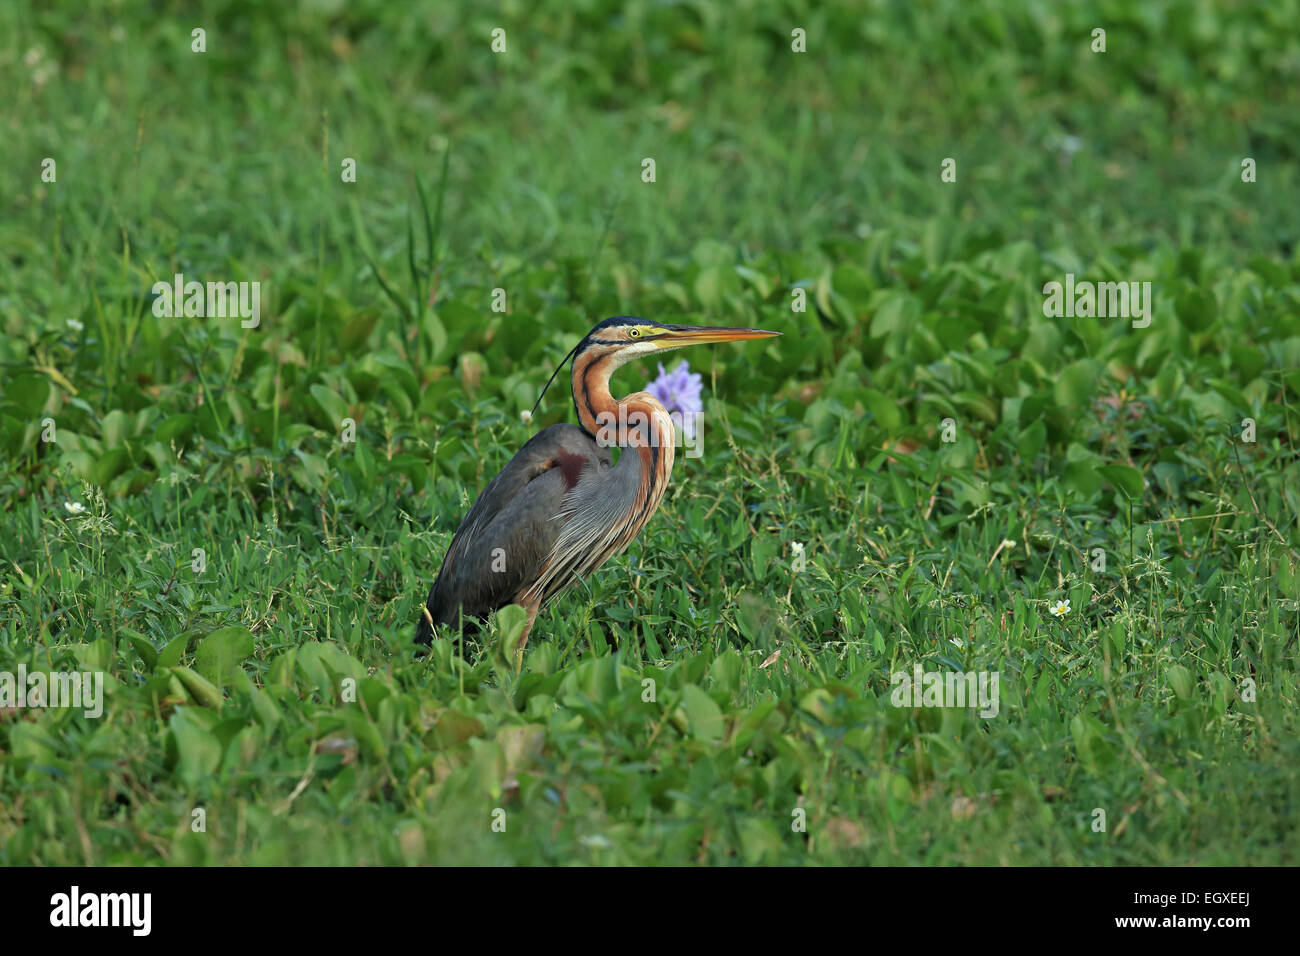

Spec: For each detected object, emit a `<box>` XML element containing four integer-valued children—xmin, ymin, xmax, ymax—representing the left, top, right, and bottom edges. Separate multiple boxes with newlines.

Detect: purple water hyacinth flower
<box><xmin>645</xmin><ymin>360</ymin><xmax>703</xmax><ymax>440</ymax></box>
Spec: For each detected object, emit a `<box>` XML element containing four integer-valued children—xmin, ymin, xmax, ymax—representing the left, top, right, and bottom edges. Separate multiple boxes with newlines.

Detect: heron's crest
<box><xmin>530</xmin><ymin>316</ymin><xmax>657</xmax><ymax>416</ymax></box>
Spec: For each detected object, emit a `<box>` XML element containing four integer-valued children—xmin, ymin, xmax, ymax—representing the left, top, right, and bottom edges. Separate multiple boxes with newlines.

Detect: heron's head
<box><xmin>575</xmin><ymin>316</ymin><xmax>780</xmax><ymax>369</ymax></box>
<box><xmin>531</xmin><ymin>316</ymin><xmax>780</xmax><ymax>418</ymax></box>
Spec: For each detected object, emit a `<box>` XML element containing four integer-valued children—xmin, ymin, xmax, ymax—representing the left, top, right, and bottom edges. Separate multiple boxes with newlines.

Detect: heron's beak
<box><xmin>655</xmin><ymin>324</ymin><xmax>781</xmax><ymax>347</ymax></box>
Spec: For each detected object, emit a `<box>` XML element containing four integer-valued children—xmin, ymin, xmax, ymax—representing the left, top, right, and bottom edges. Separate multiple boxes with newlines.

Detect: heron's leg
<box><xmin>515</xmin><ymin>598</ymin><xmax>541</xmax><ymax>670</ymax></box>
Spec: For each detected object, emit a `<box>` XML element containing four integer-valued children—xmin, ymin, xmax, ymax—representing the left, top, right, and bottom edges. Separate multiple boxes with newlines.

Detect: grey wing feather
<box><xmin>416</xmin><ymin>424</ymin><xmax>609</xmax><ymax>641</ymax></box>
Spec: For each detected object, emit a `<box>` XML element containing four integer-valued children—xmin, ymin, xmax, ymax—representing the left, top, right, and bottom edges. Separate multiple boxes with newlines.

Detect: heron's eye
<box><xmin>628</xmin><ymin>328</ymin><xmax>641</xmax><ymax>338</ymax></box>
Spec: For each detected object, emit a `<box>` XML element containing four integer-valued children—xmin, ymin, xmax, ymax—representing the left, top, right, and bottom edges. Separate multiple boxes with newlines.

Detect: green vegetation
<box><xmin>1</xmin><ymin>0</ymin><xmax>1298</xmax><ymax>864</ymax></box>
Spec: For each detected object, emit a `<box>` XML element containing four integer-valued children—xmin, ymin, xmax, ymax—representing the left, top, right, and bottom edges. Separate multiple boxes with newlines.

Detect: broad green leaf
<box><xmin>169</xmin><ymin>707</ymin><xmax>223</xmax><ymax>785</ymax></box>
<box><xmin>172</xmin><ymin>666</ymin><xmax>224</xmax><ymax>709</ymax></box>
<box><xmin>310</xmin><ymin>384</ymin><xmax>349</xmax><ymax>426</ymax></box>
<box><xmin>679</xmin><ymin>684</ymin><xmax>724</xmax><ymax>744</ymax></box>
<box><xmin>1097</xmin><ymin>465</ymin><xmax>1144</xmax><ymax>501</ymax></box>
<box><xmin>1167</xmin><ymin>664</ymin><xmax>1195</xmax><ymax>701</ymax></box>
<box><xmin>196</xmin><ymin>625</ymin><xmax>255</xmax><ymax>688</ymax></box>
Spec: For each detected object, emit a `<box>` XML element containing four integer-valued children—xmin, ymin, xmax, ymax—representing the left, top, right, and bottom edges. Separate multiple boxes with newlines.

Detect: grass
<box><xmin>1</xmin><ymin>0</ymin><xmax>1298</xmax><ymax>865</ymax></box>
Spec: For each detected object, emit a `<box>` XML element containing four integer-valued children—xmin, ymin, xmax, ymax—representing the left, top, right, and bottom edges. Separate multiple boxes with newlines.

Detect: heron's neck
<box><xmin>572</xmin><ymin>349</ymin><xmax>676</xmax><ymax>481</ymax></box>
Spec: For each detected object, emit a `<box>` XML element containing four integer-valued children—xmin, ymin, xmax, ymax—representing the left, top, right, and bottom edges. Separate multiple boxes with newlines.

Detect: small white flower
<box><xmin>64</xmin><ymin>501</ymin><xmax>86</xmax><ymax>515</ymax></box>
<box><xmin>520</xmin><ymin>409</ymin><xmax>533</xmax><ymax>425</ymax></box>
<box><xmin>66</xmin><ymin>318</ymin><xmax>84</xmax><ymax>332</ymax></box>
<box><xmin>1049</xmin><ymin>599</ymin><xmax>1071</xmax><ymax>619</ymax></box>
<box><xmin>791</xmin><ymin>541</ymin><xmax>805</xmax><ymax>555</ymax></box>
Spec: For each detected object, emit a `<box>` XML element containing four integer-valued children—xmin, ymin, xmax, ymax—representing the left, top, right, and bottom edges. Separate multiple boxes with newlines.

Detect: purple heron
<box><xmin>415</xmin><ymin>317</ymin><xmax>779</xmax><ymax>652</ymax></box>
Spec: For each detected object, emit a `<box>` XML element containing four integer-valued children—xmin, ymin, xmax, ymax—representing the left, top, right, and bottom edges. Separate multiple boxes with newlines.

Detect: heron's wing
<box><xmin>421</xmin><ymin>425</ymin><xmax>609</xmax><ymax>634</ymax></box>
<box><xmin>523</xmin><ymin>435</ymin><xmax>654</xmax><ymax>607</ymax></box>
